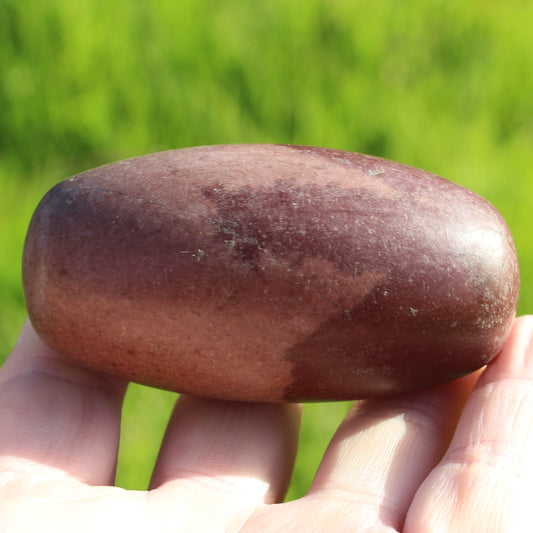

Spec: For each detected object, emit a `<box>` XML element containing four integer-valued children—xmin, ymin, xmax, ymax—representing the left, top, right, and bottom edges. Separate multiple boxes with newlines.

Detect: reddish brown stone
<box><xmin>22</xmin><ymin>144</ymin><xmax>520</xmax><ymax>401</ymax></box>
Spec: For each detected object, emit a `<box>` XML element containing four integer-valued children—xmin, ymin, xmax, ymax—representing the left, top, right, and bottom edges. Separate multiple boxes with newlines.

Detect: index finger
<box><xmin>0</xmin><ymin>319</ymin><xmax>127</xmax><ymax>485</ymax></box>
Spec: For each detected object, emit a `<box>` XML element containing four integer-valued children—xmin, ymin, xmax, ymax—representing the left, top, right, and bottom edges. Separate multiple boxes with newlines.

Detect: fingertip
<box><xmin>150</xmin><ymin>398</ymin><xmax>302</xmax><ymax>504</ymax></box>
<box><xmin>0</xmin><ymin>317</ymin><xmax>127</xmax><ymax>485</ymax></box>
<box><xmin>5</xmin><ymin>317</ymin><xmax>51</xmax><ymax>359</ymax></box>
<box><xmin>482</xmin><ymin>315</ymin><xmax>533</xmax><ymax>383</ymax></box>
<box><xmin>1</xmin><ymin>318</ymin><xmax>56</xmax><ymax>383</ymax></box>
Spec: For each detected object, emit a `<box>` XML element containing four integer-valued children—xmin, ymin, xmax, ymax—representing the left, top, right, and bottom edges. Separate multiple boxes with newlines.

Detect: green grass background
<box><xmin>1</xmin><ymin>0</ymin><xmax>532</xmax><ymax>500</ymax></box>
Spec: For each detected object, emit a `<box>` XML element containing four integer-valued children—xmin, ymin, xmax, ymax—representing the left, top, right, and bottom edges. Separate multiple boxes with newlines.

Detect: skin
<box><xmin>1</xmin><ymin>316</ymin><xmax>533</xmax><ymax>531</ymax></box>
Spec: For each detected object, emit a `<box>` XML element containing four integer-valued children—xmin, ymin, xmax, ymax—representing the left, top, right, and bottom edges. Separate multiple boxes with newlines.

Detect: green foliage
<box><xmin>1</xmin><ymin>0</ymin><xmax>532</xmax><ymax>500</ymax></box>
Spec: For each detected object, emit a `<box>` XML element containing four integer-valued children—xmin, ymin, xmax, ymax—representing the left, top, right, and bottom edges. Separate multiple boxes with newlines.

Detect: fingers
<box><xmin>304</xmin><ymin>372</ymin><xmax>480</xmax><ymax>531</ymax></box>
<box><xmin>0</xmin><ymin>320</ymin><xmax>127</xmax><ymax>485</ymax></box>
<box><xmin>405</xmin><ymin>315</ymin><xmax>533</xmax><ymax>532</ymax></box>
<box><xmin>150</xmin><ymin>396</ymin><xmax>301</xmax><ymax>505</ymax></box>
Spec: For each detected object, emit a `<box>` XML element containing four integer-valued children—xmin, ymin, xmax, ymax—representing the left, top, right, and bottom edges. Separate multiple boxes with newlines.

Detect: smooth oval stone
<box><xmin>22</xmin><ymin>144</ymin><xmax>520</xmax><ymax>401</ymax></box>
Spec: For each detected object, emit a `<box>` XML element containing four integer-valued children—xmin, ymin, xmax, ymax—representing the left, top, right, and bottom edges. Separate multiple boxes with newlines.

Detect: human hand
<box><xmin>1</xmin><ymin>317</ymin><xmax>532</xmax><ymax>532</ymax></box>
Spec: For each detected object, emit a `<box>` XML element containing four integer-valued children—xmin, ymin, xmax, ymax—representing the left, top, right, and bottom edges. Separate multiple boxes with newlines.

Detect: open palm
<box><xmin>2</xmin><ymin>317</ymin><xmax>533</xmax><ymax>532</ymax></box>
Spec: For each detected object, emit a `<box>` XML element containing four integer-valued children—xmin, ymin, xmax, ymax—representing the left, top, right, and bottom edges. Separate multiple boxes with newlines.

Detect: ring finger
<box><xmin>306</xmin><ymin>371</ymin><xmax>480</xmax><ymax>531</ymax></box>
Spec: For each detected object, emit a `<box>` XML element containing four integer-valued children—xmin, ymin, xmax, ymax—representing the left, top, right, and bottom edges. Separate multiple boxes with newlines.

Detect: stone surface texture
<box><xmin>22</xmin><ymin>144</ymin><xmax>520</xmax><ymax>401</ymax></box>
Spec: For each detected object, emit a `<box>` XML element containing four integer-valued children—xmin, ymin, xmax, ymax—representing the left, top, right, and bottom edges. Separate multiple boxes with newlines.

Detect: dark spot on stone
<box><xmin>235</xmin><ymin>240</ymin><xmax>261</xmax><ymax>266</ymax></box>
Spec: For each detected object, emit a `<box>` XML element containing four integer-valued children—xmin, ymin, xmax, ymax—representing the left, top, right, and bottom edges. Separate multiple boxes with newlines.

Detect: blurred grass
<box><xmin>1</xmin><ymin>0</ymin><xmax>532</xmax><ymax>501</ymax></box>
